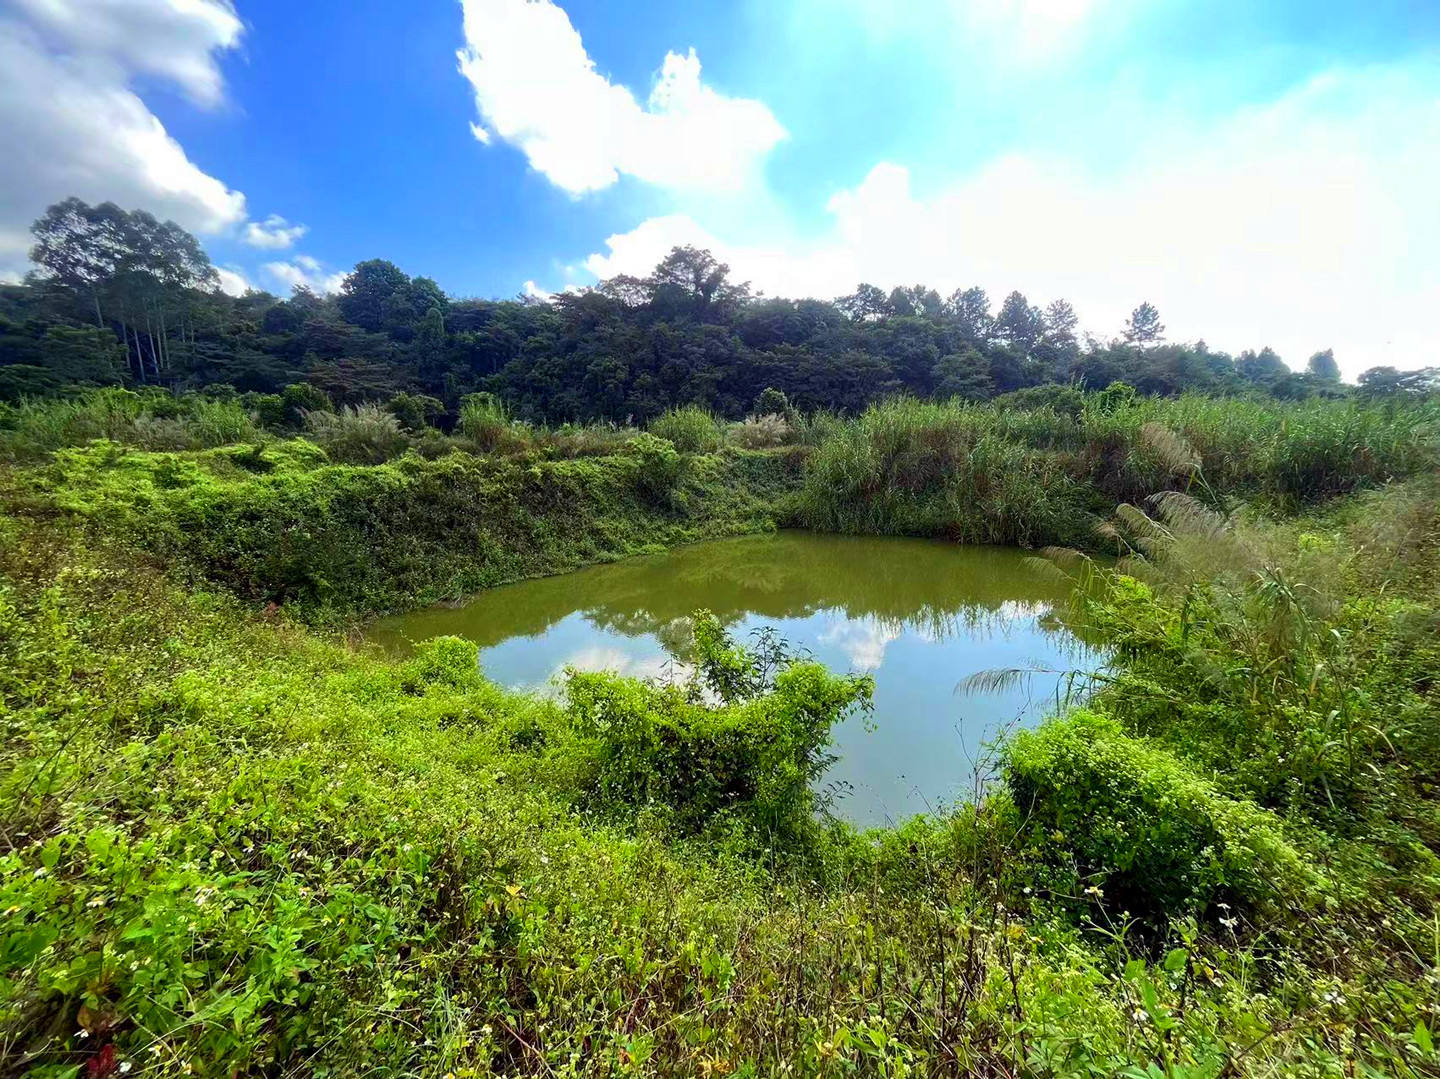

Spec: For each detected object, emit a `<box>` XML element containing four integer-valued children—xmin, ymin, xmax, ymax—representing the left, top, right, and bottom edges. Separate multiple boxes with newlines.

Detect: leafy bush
<box><xmin>385</xmin><ymin>391</ymin><xmax>444</xmax><ymax>432</ymax></box>
<box><xmin>281</xmin><ymin>382</ymin><xmax>332</xmax><ymax>426</ymax></box>
<box><xmin>754</xmin><ymin>386</ymin><xmax>795</xmax><ymax>419</ymax></box>
<box><xmin>241</xmin><ymin>391</ymin><xmax>286</xmax><ymax>429</ymax></box>
<box><xmin>1006</xmin><ymin>709</ymin><xmax>1304</xmax><ymax>921</ymax></box>
<box><xmin>649</xmin><ymin>405</ymin><xmax>723</xmax><ymax>453</ymax></box>
<box><xmin>567</xmin><ymin>612</ymin><xmax>872</xmax><ymax>838</ymax></box>
<box><xmin>994</xmin><ymin>384</ymin><xmax>1086</xmax><ymax>417</ymax></box>
<box><xmin>627</xmin><ymin>431</ymin><xmax>686</xmax><ymax>505</ymax></box>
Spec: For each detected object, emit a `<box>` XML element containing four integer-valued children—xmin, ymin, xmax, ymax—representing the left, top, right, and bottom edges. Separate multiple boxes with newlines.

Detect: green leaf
<box><xmin>1416</xmin><ymin>1019</ymin><xmax>1434</xmax><ymax>1055</ymax></box>
<box><xmin>1163</xmin><ymin>947</ymin><xmax>1188</xmax><ymax>973</ymax></box>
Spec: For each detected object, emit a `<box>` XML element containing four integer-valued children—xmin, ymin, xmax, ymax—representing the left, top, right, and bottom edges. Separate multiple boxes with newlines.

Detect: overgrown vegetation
<box><xmin>1</xmin><ymin>367</ymin><xmax>1438</xmax><ymax>1074</ymax></box>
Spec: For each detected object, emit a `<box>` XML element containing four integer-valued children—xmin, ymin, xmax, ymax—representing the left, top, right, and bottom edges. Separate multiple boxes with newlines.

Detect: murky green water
<box><xmin>365</xmin><ymin>532</ymin><xmax>1100</xmax><ymax>826</ymax></box>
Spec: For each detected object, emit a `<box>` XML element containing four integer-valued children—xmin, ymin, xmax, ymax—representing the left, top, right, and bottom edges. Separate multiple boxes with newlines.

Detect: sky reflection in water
<box><xmin>366</xmin><ymin>532</ymin><xmax>1101</xmax><ymax>826</ymax></box>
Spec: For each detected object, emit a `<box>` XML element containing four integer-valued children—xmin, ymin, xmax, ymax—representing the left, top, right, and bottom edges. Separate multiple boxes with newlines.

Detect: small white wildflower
<box><xmin>77</xmin><ymin>1029</ymin><xmax>90</xmax><ymax>1039</ymax></box>
<box><xmin>1220</xmin><ymin>916</ymin><xmax>1238</xmax><ymax>929</ymax></box>
<box><xmin>1023</xmin><ymin>887</ymin><xmax>1032</xmax><ymax>895</ymax></box>
<box><xmin>119</xmin><ymin>1063</ymin><xmax>132</xmax><ymax>1074</ymax></box>
<box><xmin>33</xmin><ymin>868</ymin><xmax>47</xmax><ymax>878</ymax></box>
<box><xmin>403</xmin><ymin>844</ymin><xmax>413</xmax><ymax>852</ymax></box>
<box><xmin>86</xmin><ymin>897</ymin><xmax>106</xmax><ymax>908</ymax></box>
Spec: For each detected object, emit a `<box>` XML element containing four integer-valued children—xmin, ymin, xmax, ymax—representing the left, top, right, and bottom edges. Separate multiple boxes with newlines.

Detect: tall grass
<box><xmin>457</xmin><ymin>391</ymin><xmax>533</xmax><ymax>454</ymax></box>
<box><xmin>649</xmin><ymin>405</ymin><xmax>723</xmax><ymax>452</ymax></box>
<box><xmin>796</xmin><ymin>394</ymin><xmax>1438</xmax><ymax>548</ymax></box>
<box><xmin>302</xmin><ymin>404</ymin><xmax>410</xmax><ymax>464</ymax></box>
<box><xmin>0</xmin><ymin>388</ymin><xmax>263</xmax><ymax>461</ymax></box>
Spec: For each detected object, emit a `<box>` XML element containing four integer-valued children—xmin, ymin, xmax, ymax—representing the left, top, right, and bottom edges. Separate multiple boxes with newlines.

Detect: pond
<box><xmin>364</xmin><ymin>532</ymin><xmax>1101</xmax><ymax>827</ymax></box>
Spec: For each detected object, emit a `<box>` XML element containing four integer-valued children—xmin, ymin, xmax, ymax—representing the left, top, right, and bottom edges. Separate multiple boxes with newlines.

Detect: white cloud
<box><xmin>820</xmin><ymin>617</ymin><xmax>901</xmax><ymax>671</ymax></box>
<box><xmin>215</xmin><ymin>265</ymin><xmax>251</xmax><ymax>295</ymax></box>
<box><xmin>457</xmin><ymin>0</ymin><xmax>786</xmax><ymax>194</ymax></box>
<box><xmin>263</xmin><ymin>255</ymin><xmax>346</xmax><ymax>295</ymax></box>
<box><xmin>521</xmin><ymin>279</ymin><xmax>552</xmax><ymax>301</ymax></box>
<box><xmin>577</xmin><ymin>63</ymin><xmax>1440</xmax><ymax>377</ymax></box>
<box><xmin>243</xmin><ymin>214</ymin><xmax>308</xmax><ymax>250</ymax></box>
<box><xmin>0</xmin><ymin>7</ymin><xmax>248</xmax><ymax>279</ymax></box>
<box><xmin>582</xmin><ymin>214</ymin><xmax>723</xmax><ymax>280</ymax></box>
<box><xmin>11</xmin><ymin>0</ymin><xmax>244</xmax><ymax>107</ymax></box>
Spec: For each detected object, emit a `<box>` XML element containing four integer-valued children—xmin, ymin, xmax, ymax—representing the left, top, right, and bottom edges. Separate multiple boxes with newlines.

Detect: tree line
<box><xmin>2</xmin><ymin>197</ymin><xmax>1435</xmax><ymax>417</ymax></box>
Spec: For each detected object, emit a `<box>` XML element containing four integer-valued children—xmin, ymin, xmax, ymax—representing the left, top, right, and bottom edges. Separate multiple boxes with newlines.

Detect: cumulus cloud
<box><xmin>577</xmin><ymin>63</ymin><xmax>1440</xmax><ymax>377</ymax></box>
<box><xmin>11</xmin><ymin>0</ymin><xmax>244</xmax><ymax>107</ymax></box>
<box><xmin>820</xmin><ymin>617</ymin><xmax>901</xmax><ymax>672</ymax></box>
<box><xmin>215</xmin><ymin>265</ymin><xmax>251</xmax><ymax>296</ymax></box>
<box><xmin>263</xmin><ymin>255</ymin><xmax>346</xmax><ymax>295</ymax></box>
<box><xmin>243</xmin><ymin>214</ymin><xmax>308</xmax><ymax>250</ymax></box>
<box><xmin>0</xmin><ymin>4</ymin><xmax>248</xmax><ymax>279</ymax></box>
<box><xmin>457</xmin><ymin>0</ymin><xmax>786</xmax><ymax>194</ymax></box>
<box><xmin>582</xmin><ymin>214</ymin><xmax>723</xmax><ymax>280</ymax></box>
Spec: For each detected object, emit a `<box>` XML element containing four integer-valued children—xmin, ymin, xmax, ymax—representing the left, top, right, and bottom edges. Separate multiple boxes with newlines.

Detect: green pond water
<box><xmin>365</xmin><ymin>532</ymin><xmax>1100</xmax><ymax>827</ymax></box>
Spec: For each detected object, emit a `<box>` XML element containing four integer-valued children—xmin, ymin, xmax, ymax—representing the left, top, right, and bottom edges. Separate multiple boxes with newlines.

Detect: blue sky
<box><xmin>2</xmin><ymin>0</ymin><xmax>1438</xmax><ymax>375</ymax></box>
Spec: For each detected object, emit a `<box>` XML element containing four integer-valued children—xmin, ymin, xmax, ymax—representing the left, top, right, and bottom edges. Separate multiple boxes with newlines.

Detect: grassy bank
<box><xmin>3</xmin><ymin>389</ymin><xmax>1434</xmax><ymax>624</ymax></box>
<box><xmin>3</xmin><ymin>439</ymin><xmax>798</xmax><ymax>621</ymax></box>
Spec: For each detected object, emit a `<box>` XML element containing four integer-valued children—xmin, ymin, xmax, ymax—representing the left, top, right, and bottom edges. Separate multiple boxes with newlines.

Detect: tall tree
<box><xmin>1123</xmin><ymin>302</ymin><xmax>1165</xmax><ymax>346</ymax></box>
<box><xmin>338</xmin><ymin>259</ymin><xmax>412</xmax><ymax>333</ymax></box>
<box><xmin>837</xmin><ymin>283</ymin><xmax>889</xmax><ymax>323</ymax></box>
<box><xmin>28</xmin><ymin>198</ymin><xmax>217</xmax><ymax>381</ymax></box>
<box><xmin>1237</xmin><ymin>347</ymin><xmax>1287</xmax><ymax>384</ymax></box>
<box><xmin>944</xmin><ymin>287</ymin><xmax>993</xmax><ymax>342</ymax></box>
<box><xmin>646</xmin><ymin>246</ymin><xmax>750</xmax><ymax>321</ymax></box>
<box><xmin>1305</xmin><ymin>349</ymin><xmax>1340</xmax><ymax>381</ymax></box>
<box><xmin>995</xmin><ymin>291</ymin><xmax>1043</xmax><ymax>353</ymax></box>
<box><xmin>28</xmin><ymin>198</ymin><xmax>130</xmax><ymax>327</ymax></box>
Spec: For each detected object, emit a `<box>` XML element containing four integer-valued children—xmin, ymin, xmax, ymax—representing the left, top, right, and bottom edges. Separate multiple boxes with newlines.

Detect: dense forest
<box><xmin>4</xmin><ymin>198</ymin><xmax>1437</xmax><ymax>416</ymax></box>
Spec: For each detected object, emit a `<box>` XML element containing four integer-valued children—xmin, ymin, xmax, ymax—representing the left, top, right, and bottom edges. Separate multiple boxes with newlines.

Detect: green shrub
<box><xmin>1005</xmin><ymin>710</ymin><xmax>1304</xmax><ymax>921</ymax></box>
<box><xmin>384</xmin><ymin>391</ymin><xmax>445</xmax><ymax>432</ymax></box>
<box><xmin>182</xmin><ymin>396</ymin><xmax>263</xmax><ymax>447</ymax></box>
<box><xmin>627</xmin><ymin>431</ymin><xmax>686</xmax><ymax>505</ymax></box>
<box><xmin>281</xmin><ymin>382</ymin><xmax>333</xmax><ymax>426</ymax></box>
<box><xmin>566</xmin><ymin>612</ymin><xmax>872</xmax><ymax>838</ymax></box>
<box><xmin>754</xmin><ymin>386</ymin><xmax>795</xmax><ymax>419</ymax></box>
<box><xmin>649</xmin><ymin>405</ymin><xmax>723</xmax><ymax>453</ymax></box>
<box><xmin>242</xmin><ymin>391</ymin><xmax>285</xmax><ymax>429</ymax></box>
<box><xmin>994</xmin><ymin>384</ymin><xmax>1085</xmax><ymax>418</ymax></box>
